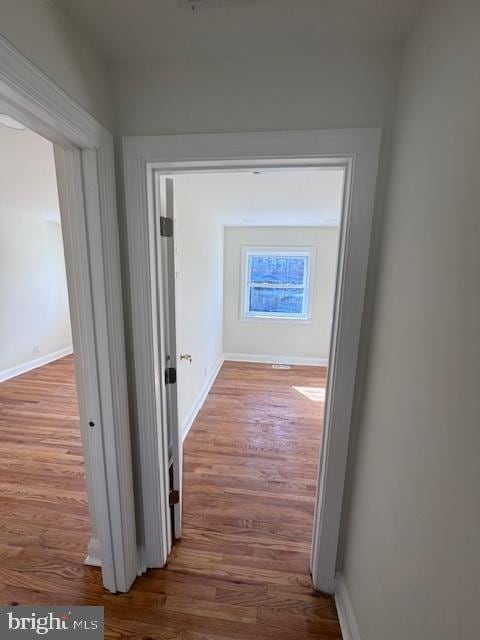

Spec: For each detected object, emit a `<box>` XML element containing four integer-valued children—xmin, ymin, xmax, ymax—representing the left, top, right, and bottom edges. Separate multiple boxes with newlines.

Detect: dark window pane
<box><xmin>249</xmin><ymin>255</ymin><xmax>306</xmax><ymax>285</ymax></box>
<box><xmin>249</xmin><ymin>287</ymin><xmax>304</xmax><ymax>314</ymax></box>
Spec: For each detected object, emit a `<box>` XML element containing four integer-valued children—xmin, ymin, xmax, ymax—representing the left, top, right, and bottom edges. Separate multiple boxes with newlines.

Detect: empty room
<box><xmin>0</xmin><ymin>117</ymin><xmax>100</xmax><ymax>590</ymax></box>
<box><xmin>124</xmin><ymin>167</ymin><xmax>345</xmax><ymax>634</ymax></box>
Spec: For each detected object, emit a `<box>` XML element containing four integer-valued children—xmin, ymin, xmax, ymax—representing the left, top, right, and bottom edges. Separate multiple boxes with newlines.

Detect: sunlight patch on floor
<box><xmin>293</xmin><ymin>386</ymin><xmax>325</xmax><ymax>402</ymax></box>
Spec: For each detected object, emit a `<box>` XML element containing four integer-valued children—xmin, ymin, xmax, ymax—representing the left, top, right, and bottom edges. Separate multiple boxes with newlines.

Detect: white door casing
<box><xmin>123</xmin><ymin>129</ymin><xmax>380</xmax><ymax>593</ymax></box>
<box><xmin>0</xmin><ymin>35</ymin><xmax>137</xmax><ymax>592</ymax></box>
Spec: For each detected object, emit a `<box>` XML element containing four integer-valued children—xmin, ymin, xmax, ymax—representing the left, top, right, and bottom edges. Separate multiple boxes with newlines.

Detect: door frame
<box><xmin>123</xmin><ymin>128</ymin><xmax>380</xmax><ymax>593</ymax></box>
<box><xmin>0</xmin><ymin>36</ymin><xmax>137</xmax><ymax>592</ymax></box>
<box><xmin>157</xmin><ymin>177</ymin><xmax>182</xmax><ymax>541</ymax></box>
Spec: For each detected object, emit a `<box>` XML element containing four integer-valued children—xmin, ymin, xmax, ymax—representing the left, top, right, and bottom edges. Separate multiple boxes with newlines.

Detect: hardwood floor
<box><xmin>0</xmin><ymin>357</ymin><xmax>341</xmax><ymax>639</ymax></box>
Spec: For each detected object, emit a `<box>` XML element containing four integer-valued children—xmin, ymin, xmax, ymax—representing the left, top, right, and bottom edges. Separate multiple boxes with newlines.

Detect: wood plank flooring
<box><xmin>0</xmin><ymin>357</ymin><xmax>341</xmax><ymax>639</ymax></box>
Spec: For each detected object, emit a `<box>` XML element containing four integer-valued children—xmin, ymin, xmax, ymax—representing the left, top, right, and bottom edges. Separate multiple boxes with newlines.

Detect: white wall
<box><xmin>0</xmin><ymin>126</ymin><xmax>72</xmax><ymax>379</ymax></box>
<box><xmin>0</xmin><ymin>0</ymin><xmax>113</xmax><ymax>129</ymax></box>
<box><xmin>224</xmin><ymin>226</ymin><xmax>338</xmax><ymax>362</ymax></box>
<box><xmin>0</xmin><ymin>123</ymin><xmax>62</xmax><ymax>221</ymax></box>
<box><xmin>112</xmin><ymin>47</ymin><xmax>401</xmax><ymax>137</ymax></box>
<box><xmin>174</xmin><ymin>175</ymin><xmax>224</xmax><ymax>434</ymax></box>
<box><xmin>0</xmin><ymin>212</ymin><xmax>72</xmax><ymax>377</ymax></box>
<box><xmin>340</xmin><ymin>1</ymin><xmax>480</xmax><ymax>639</ymax></box>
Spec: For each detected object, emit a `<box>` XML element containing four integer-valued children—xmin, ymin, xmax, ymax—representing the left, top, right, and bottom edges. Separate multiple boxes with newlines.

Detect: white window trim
<box><xmin>240</xmin><ymin>246</ymin><xmax>315</xmax><ymax>322</ymax></box>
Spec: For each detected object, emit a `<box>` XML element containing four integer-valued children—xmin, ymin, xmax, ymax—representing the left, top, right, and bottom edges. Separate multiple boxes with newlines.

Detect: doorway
<box><xmin>162</xmin><ymin>169</ymin><xmax>342</xmax><ymax>563</ymax></box>
<box><xmin>0</xmin><ymin>36</ymin><xmax>137</xmax><ymax>593</ymax></box>
<box><xmin>123</xmin><ymin>128</ymin><xmax>380</xmax><ymax>594</ymax></box>
<box><xmin>0</xmin><ymin>120</ymin><xmax>103</xmax><ymax>579</ymax></box>
<box><xmin>168</xmin><ymin>168</ymin><xmax>338</xmax><ymax>614</ymax></box>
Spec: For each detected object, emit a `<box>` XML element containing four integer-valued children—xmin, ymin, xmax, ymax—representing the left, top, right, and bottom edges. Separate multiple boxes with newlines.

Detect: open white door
<box><xmin>157</xmin><ymin>176</ymin><xmax>182</xmax><ymax>541</ymax></box>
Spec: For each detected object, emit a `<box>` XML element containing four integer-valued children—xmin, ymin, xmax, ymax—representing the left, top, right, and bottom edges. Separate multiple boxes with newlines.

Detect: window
<box><xmin>241</xmin><ymin>247</ymin><xmax>314</xmax><ymax>321</ymax></box>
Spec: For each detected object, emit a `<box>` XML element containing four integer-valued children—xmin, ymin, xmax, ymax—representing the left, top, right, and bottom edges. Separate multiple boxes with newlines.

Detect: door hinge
<box><xmin>169</xmin><ymin>489</ymin><xmax>180</xmax><ymax>506</ymax></box>
<box><xmin>165</xmin><ymin>367</ymin><xmax>177</xmax><ymax>385</ymax></box>
<box><xmin>160</xmin><ymin>216</ymin><xmax>173</xmax><ymax>237</ymax></box>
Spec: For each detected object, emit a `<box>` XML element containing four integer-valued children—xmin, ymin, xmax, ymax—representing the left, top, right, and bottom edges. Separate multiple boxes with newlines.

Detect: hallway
<box><xmin>0</xmin><ymin>358</ymin><xmax>341</xmax><ymax>638</ymax></box>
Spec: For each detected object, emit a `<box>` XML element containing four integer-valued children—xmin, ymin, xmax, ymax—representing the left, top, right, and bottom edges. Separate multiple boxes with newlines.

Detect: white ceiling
<box><xmin>0</xmin><ymin>124</ymin><xmax>60</xmax><ymax>222</ymax></box>
<box><xmin>57</xmin><ymin>0</ymin><xmax>422</xmax><ymax>63</ymax></box>
<box><xmin>172</xmin><ymin>169</ymin><xmax>344</xmax><ymax>226</ymax></box>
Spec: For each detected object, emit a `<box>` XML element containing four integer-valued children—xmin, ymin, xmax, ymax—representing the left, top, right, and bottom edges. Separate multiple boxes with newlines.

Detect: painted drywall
<box><xmin>0</xmin><ymin>0</ymin><xmax>113</xmax><ymax>128</ymax></box>
<box><xmin>0</xmin><ymin>210</ymin><xmax>72</xmax><ymax>375</ymax></box>
<box><xmin>173</xmin><ymin>175</ymin><xmax>224</xmax><ymax>433</ymax></box>
<box><xmin>0</xmin><ymin>124</ymin><xmax>61</xmax><ymax>221</ymax></box>
<box><xmin>112</xmin><ymin>46</ymin><xmax>401</xmax><ymax>137</ymax></box>
<box><xmin>340</xmin><ymin>1</ymin><xmax>480</xmax><ymax>638</ymax></box>
<box><xmin>224</xmin><ymin>227</ymin><xmax>339</xmax><ymax>361</ymax></box>
<box><xmin>0</xmin><ymin>126</ymin><xmax>72</xmax><ymax>377</ymax></box>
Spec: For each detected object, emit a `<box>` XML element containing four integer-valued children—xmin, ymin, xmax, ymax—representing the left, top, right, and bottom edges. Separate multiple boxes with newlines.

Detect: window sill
<box><xmin>239</xmin><ymin>315</ymin><xmax>312</xmax><ymax>325</ymax></box>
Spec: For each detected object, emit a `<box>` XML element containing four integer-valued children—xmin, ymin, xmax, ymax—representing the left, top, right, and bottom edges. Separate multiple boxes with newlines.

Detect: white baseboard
<box><xmin>223</xmin><ymin>352</ymin><xmax>328</xmax><ymax>367</ymax></box>
<box><xmin>0</xmin><ymin>346</ymin><xmax>74</xmax><ymax>383</ymax></box>
<box><xmin>182</xmin><ymin>354</ymin><xmax>224</xmax><ymax>441</ymax></box>
<box><xmin>335</xmin><ymin>573</ymin><xmax>362</xmax><ymax>640</ymax></box>
<box><xmin>84</xmin><ymin>537</ymin><xmax>101</xmax><ymax>567</ymax></box>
